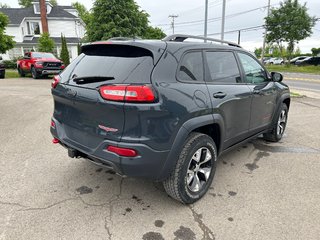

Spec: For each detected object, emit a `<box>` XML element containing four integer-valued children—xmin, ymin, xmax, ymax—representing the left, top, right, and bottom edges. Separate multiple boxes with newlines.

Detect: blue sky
<box><xmin>2</xmin><ymin>0</ymin><xmax>319</xmax><ymax>53</ymax></box>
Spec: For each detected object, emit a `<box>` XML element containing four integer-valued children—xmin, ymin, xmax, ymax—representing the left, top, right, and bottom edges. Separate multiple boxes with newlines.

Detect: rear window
<box><xmin>60</xmin><ymin>44</ymin><xmax>154</xmax><ymax>87</ymax></box>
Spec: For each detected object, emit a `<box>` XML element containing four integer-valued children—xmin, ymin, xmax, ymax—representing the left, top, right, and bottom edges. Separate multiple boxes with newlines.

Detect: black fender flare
<box><xmin>157</xmin><ymin>114</ymin><xmax>224</xmax><ymax>181</ymax></box>
<box><xmin>270</xmin><ymin>93</ymin><xmax>290</xmax><ymax>128</ymax></box>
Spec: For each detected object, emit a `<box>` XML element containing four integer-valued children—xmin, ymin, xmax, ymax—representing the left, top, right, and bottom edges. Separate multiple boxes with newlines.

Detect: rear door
<box><xmin>52</xmin><ymin>44</ymin><xmax>159</xmax><ymax>149</ymax></box>
<box><xmin>204</xmin><ymin>50</ymin><xmax>252</xmax><ymax>148</ymax></box>
<box><xmin>236</xmin><ymin>52</ymin><xmax>278</xmax><ymax>134</ymax></box>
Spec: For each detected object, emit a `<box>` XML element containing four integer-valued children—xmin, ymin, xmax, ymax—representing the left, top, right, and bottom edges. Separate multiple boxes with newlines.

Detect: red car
<box><xmin>17</xmin><ymin>52</ymin><xmax>65</xmax><ymax>79</ymax></box>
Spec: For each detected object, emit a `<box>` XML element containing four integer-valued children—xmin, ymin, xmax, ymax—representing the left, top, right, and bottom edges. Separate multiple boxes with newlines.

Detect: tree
<box><xmin>86</xmin><ymin>0</ymin><xmax>165</xmax><ymax>41</ymax></box>
<box><xmin>38</xmin><ymin>33</ymin><xmax>55</xmax><ymax>52</ymax></box>
<box><xmin>311</xmin><ymin>48</ymin><xmax>320</xmax><ymax>56</ymax></box>
<box><xmin>72</xmin><ymin>2</ymin><xmax>92</xmax><ymax>26</ymax></box>
<box><xmin>60</xmin><ymin>35</ymin><xmax>70</xmax><ymax>66</ymax></box>
<box><xmin>0</xmin><ymin>13</ymin><xmax>15</xmax><ymax>54</ymax></box>
<box><xmin>265</xmin><ymin>0</ymin><xmax>316</xmax><ymax>60</ymax></box>
<box><xmin>144</xmin><ymin>26</ymin><xmax>166</xmax><ymax>40</ymax></box>
<box><xmin>19</xmin><ymin>0</ymin><xmax>57</xmax><ymax>8</ymax></box>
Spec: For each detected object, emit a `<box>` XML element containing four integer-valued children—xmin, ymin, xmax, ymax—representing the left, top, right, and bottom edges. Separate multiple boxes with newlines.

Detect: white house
<box><xmin>0</xmin><ymin>1</ymin><xmax>85</xmax><ymax>61</ymax></box>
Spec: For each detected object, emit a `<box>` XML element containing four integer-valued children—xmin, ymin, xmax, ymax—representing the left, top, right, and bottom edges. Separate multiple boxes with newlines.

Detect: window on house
<box><xmin>27</xmin><ymin>22</ymin><xmax>40</xmax><ymax>35</ymax></box>
<box><xmin>34</xmin><ymin>3</ymin><xmax>40</xmax><ymax>14</ymax></box>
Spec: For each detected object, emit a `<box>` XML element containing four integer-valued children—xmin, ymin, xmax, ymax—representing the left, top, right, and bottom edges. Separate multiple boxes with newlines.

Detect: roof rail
<box><xmin>162</xmin><ymin>34</ymin><xmax>241</xmax><ymax>48</ymax></box>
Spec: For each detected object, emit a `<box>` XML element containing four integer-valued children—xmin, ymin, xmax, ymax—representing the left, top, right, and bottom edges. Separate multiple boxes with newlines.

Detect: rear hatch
<box><xmin>52</xmin><ymin>41</ymin><xmax>166</xmax><ymax>149</ymax></box>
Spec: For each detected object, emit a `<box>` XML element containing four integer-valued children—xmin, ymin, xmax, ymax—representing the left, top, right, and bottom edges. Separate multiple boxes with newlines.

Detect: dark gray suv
<box><xmin>50</xmin><ymin>35</ymin><xmax>290</xmax><ymax>204</ymax></box>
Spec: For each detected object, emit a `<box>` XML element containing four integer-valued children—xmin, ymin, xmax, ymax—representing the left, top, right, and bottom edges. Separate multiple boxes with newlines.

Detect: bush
<box><xmin>2</xmin><ymin>60</ymin><xmax>16</xmax><ymax>69</ymax></box>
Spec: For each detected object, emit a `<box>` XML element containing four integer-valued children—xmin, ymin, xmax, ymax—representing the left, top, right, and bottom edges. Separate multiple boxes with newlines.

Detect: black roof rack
<box><xmin>163</xmin><ymin>34</ymin><xmax>241</xmax><ymax>48</ymax></box>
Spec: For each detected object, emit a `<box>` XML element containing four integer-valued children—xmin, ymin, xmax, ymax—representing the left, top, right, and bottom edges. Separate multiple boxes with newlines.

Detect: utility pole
<box><xmin>221</xmin><ymin>0</ymin><xmax>226</xmax><ymax>41</ymax></box>
<box><xmin>238</xmin><ymin>30</ymin><xmax>241</xmax><ymax>45</ymax></box>
<box><xmin>169</xmin><ymin>15</ymin><xmax>178</xmax><ymax>34</ymax></box>
<box><xmin>204</xmin><ymin>0</ymin><xmax>209</xmax><ymax>42</ymax></box>
<box><xmin>261</xmin><ymin>0</ymin><xmax>271</xmax><ymax>62</ymax></box>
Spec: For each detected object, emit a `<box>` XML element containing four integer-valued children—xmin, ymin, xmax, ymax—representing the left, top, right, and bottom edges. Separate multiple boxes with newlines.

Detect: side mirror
<box><xmin>271</xmin><ymin>72</ymin><xmax>283</xmax><ymax>82</ymax></box>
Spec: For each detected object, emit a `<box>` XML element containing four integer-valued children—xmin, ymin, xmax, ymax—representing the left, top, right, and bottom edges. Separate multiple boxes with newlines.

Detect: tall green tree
<box><xmin>38</xmin><ymin>33</ymin><xmax>55</xmax><ymax>52</ymax></box>
<box><xmin>19</xmin><ymin>0</ymin><xmax>57</xmax><ymax>8</ymax></box>
<box><xmin>60</xmin><ymin>35</ymin><xmax>70</xmax><ymax>66</ymax></box>
<box><xmin>0</xmin><ymin>13</ymin><xmax>15</xmax><ymax>54</ymax></box>
<box><xmin>72</xmin><ymin>2</ymin><xmax>92</xmax><ymax>26</ymax></box>
<box><xmin>311</xmin><ymin>48</ymin><xmax>320</xmax><ymax>56</ymax></box>
<box><xmin>144</xmin><ymin>26</ymin><xmax>166</xmax><ymax>40</ymax></box>
<box><xmin>86</xmin><ymin>0</ymin><xmax>165</xmax><ymax>41</ymax></box>
<box><xmin>265</xmin><ymin>0</ymin><xmax>316</xmax><ymax>60</ymax></box>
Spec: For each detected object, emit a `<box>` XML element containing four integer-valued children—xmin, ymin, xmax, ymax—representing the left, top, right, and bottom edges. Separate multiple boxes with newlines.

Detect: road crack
<box><xmin>188</xmin><ymin>205</ymin><xmax>215</xmax><ymax>240</ymax></box>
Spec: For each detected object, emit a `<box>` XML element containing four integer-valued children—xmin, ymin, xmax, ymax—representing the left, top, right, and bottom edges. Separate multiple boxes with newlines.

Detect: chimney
<box><xmin>40</xmin><ymin>0</ymin><xmax>49</xmax><ymax>33</ymax></box>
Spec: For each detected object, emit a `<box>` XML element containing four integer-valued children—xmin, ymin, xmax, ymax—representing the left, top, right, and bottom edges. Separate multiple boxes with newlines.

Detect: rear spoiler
<box><xmin>81</xmin><ymin>41</ymin><xmax>167</xmax><ymax>65</ymax></box>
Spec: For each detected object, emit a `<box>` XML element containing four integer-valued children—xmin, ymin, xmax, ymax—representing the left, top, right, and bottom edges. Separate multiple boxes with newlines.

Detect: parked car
<box><xmin>290</xmin><ymin>56</ymin><xmax>308</xmax><ymax>64</ymax></box>
<box><xmin>261</xmin><ymin>57</ymin><xmax>271</xmax><ymax>64</ymax></box>
<box><xmin>269</xmin><ymin>57</ymin><xmax>284</xmax><ymax>65</ymax></box>
<box><xmin>50</xmin><ymin>34</ymin><xmax>290</xmax><ymax>204</ymax></box>
<box><xmin>17</xmin><ymin>52</ymin><xmax>65</xmax><ymax>79</ymax></box>
<box><xmin>0</xmin><ymin>57</ymin><xmax>5</xmax><ymax>79</ymax></box>
<box><xmin>295</xmin><ymin>56</ymin><xmax>320</xmax><ymax>66</ymax></box>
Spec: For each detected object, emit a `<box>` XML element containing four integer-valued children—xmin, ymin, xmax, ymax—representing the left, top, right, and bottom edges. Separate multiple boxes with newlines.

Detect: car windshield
<box><xmin>32</xmin><ymin>53</ymin><xmax>56</xmax><ymax>59</ymax></box>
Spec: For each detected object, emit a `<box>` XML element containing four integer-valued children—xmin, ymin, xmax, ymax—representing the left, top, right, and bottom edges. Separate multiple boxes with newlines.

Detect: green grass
<box><xmin>290</xmin><ymin>92</ymin><xmax>304</xmax><ymax>98</ymax></box>
<box><xmin>266</xmin><ymin>65</ymin><xmax>320</xmax><ymax>74</ymax></box>
<box><xmin>4</xmin><ymin>69</ymin><xmax>20</xmax><ymax>78</ymax></box>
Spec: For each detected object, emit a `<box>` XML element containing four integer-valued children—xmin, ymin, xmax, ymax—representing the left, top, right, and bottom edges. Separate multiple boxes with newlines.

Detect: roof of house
<box><xmin>0</xmin><ymin>5</ymin><xmax>78</xmax><ymax>25</ymax></box>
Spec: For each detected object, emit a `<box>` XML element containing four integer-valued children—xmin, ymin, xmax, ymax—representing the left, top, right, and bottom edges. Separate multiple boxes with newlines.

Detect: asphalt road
<box><xmin>282</xmin><ymin>72</ymin><xmax>320</xmax><ymax>92</ymax></box>
<box><xmin>1</xmin><ymin>79</ymin><xmax>320</xmax><ymax>240</ymax></box>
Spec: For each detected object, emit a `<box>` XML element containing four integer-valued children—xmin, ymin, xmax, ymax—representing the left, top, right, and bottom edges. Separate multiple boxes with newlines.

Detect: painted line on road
<box><xmin>285</xmin><ymin>77</ymin><xmax>320</xmax><ymax>82</ymax></box>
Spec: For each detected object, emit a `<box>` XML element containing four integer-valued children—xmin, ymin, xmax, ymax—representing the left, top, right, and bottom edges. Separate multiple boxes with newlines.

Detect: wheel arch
<box><xmin>157</xmin><ymin>114</ymin><xmax>224</xmax><ymax>181</ymax></box>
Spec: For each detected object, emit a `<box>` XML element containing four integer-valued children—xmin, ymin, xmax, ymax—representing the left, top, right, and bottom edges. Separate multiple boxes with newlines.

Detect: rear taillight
<box><xmin>52</xmin><ymin>138</ymin><xmax>60</xmax><ymax>144</ymax></box>
<box><xmin>99</xmin><ymin>85</ymin><xmax>155</xmax><ymax>103</ymax></box>
<box><xmin>52</xmin><ymin>75</ymin><xmax>60</xmax><ymax>89</ymax></box>
<box><xmin>107</xmin><ymin>145</ymin><xmax>138</xmax><ymax>157</ymax></box>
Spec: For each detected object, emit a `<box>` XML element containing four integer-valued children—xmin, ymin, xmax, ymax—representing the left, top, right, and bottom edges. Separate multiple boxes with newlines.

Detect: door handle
<box><xmin>253</xmin><ymin>90</ymin><xmax>261</xmax><ymax>95</ymax></box>
<box><xmin>213</xmin><ymin>92</ymin><xmax>227</xmax><ymax>99</ymax></box>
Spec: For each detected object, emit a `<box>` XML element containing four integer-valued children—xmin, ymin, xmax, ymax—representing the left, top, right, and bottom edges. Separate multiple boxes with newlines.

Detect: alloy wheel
<box><xmin>186</xmin><ymin>147</ymin><xmax>212</xmax><ymax>193</ymax></box>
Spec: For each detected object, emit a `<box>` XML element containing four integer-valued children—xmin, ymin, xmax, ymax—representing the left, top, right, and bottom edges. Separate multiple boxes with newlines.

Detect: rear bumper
<box><xmin>50</xmin><ymin>118</ymin><xmax>170</xmax><ymax>180</ymax></box>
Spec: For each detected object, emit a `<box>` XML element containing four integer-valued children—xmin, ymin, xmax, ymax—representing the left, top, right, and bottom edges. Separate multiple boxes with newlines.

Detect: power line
<box><xmin>157</xmin><ymin>4</ymin><xmax>277</xmax><ymax>28</ymax></box>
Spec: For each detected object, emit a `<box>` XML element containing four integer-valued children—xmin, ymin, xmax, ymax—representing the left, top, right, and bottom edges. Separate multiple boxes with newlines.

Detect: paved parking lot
<box><xmin>1</xmin><ymin>78</ymin><xmax>320</xmax><ymax>240</ymax></box>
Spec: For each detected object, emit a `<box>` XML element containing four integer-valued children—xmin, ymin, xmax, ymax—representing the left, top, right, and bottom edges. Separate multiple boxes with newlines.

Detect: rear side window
<box><xmin>178</xmin><ymin>52</ymin><xmax>204</xmax><ymax>82</ymax></box>
<box><xmin>205</xmin><ymin>51</ymin><xmax>241</xmax><ymax>83</ymax></box>
<box><xmin>60</xmin><ymin>44</ymin><xmax>154</xmax><ymax>87</ymax></box>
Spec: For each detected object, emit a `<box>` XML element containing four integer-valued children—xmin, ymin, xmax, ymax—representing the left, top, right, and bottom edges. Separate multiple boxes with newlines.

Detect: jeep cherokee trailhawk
<box><xmin>50</xmin><ymin>35</ymin><xmax>290</xmax><ymax>204</ymax></box>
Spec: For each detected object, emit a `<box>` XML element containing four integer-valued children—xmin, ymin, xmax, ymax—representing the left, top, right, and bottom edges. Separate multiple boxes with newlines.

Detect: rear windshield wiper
<box><xmin>72</xmin><ymin>76</ymin><xmax>115</xmax><ymax>85</ymax></box>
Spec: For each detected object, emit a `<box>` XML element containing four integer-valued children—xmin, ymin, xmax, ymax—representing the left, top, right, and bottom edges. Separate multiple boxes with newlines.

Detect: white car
<box><xmin>269</xmin><ymin>58</ymin><xmax>284</xmax><ymax>65</ymax></box>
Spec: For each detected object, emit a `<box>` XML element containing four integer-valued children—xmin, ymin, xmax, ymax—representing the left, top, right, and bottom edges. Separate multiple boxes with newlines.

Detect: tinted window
<box><xmin>61</xmin><ymin>45</ymin><xmax>154</xmax><ymax>87</ymax></box>
<box><xmin>238</xmin><ymin>52</ymin><xmax>268</xmax><ymax>84</ymax></box>
<box><xmin>206</xmin><ymin>51</ymin><xmax>241</xmax><ymax>83</ymax></box>
<box><xmin>178</xmin><ymin>52</ymin><xmax>204</xmax><ymax>82</ymax></box>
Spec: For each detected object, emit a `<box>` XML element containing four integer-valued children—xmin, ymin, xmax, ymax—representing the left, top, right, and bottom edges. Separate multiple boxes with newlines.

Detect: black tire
<box><xmin>18</xmin><ymin>67</ymin><xmax>25</xmax><ymax>77</ymax></box>
<box><xmin>163</xmin><ymin>132</ymin><xmax>217</xmax><ymax>204</ymax></box>
<box><xmin>263</xmin><ymin>103</ymin><xmax>288</xmax><ymax>142</ymax></box>
<box><xmin>31</xmin><ymin>66</ymin><xmax>40</xmax><ymax>79</ymax></box>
